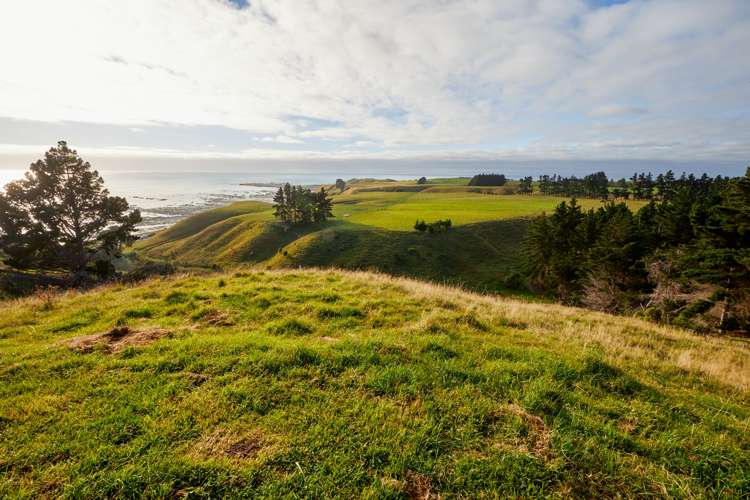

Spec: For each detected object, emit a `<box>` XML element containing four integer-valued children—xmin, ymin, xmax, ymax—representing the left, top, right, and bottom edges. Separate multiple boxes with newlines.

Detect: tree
<box><xmin>0</xmin><ymin>141</ymin><xmax>141</xmax><ymax>274</ymax></box>
<box><xmin>272</xmin><ymin>183</ymin><xmax>333</xmax><ymax>225</ymax></box>
<box><xmin>685</xmin><ymin>167</ymin><xmax>750</xmax><ymax>331</ymax></box>
<box><xmin>417</xmin><ymin>176</ymin><xmax>428</xmax><ymax>185</ymax></box>
<box><xmin>312</xmin><ymin>187</ymin><xmax>334</xmax><ymax>223</ymax></box>
<box><xmin>272</xmin><ymin>186</ymin><xmax>288</xmax><ymax>222</ymax></box>
<box><xmin>518</xmin><ymin>176</ymin><xmax>533</xmax><ymax>194</ymax></box>
<box><xmin>335</xmin><ymin>178</ymin><xmax>347</xmax><ymax>191</ymax></box>
<box><xmin>523</xmin><ymin>199</ymin><xmax>586</xmax><ymax>301</ymax></box>
<box><xmin>468</xmin><ymin>173</ymin><xmax>507</xmax><ymax>186</ymax></box>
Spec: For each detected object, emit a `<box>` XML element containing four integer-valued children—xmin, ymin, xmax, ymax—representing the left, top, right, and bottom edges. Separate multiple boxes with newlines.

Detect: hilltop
<box><xmin>1</xmin><ymin>269</ymin><xmax>748</xmax><ymax>497</ymax></box>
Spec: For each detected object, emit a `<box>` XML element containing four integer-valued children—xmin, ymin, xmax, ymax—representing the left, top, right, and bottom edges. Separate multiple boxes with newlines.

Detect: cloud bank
<box><xmin>0</xmin><ymin>0</ymin><xmax>748</xmax><ymax>161</ymax></box>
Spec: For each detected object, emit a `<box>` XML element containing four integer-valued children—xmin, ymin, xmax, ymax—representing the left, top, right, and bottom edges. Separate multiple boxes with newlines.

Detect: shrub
<box><xmin>427</xmin><ymin>219</ymin><xmax>452</xmax><ymax>233</ymax></box>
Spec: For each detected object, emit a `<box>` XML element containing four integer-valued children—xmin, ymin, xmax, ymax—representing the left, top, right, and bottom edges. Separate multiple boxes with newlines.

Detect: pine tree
<box><xmin>272</xmin><ymin>186</ymin><xmax>288</xmax><ymax>223</ymax></box>
<box><xmin>0</xmin><ymin>141</ymin><xmax>141</xmax><ymax>273</ymax></box>
<box><xmin>312</xmin><ymin>188</ymin><xmax>334</xmax><ymax>222</ymax></box>
<box><xmin>272</xmin><ymin>184</ymin><xmax>334</xmax><ymax>225</ymax></box>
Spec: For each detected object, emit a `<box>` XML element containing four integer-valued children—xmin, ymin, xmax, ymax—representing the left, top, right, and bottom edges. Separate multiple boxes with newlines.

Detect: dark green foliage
<box><xmin>426</xmin><ymin>219</ymin><xmax>451</xmax><ymax>233</ymax></box>
<box><xmin>272</xmin><ymin>183</ymin><xmax>334</xmax><ymax>225</ymax></box>
<box><xmin>522</xmin><ymin>169</ymin><xmax>750</xmax><ymax>333</ymax></box>
<box><xmin>417</xmin><ymin>176</ymin><xmax>428</xmax><ymax>184</ymax></box>
<box><xmin>523</xmin><ymin>199</ymin><xmax>588</xmax><ymax>300</ymax></box>
<box><xmin>468</xmin><ymin>173</ymin><xmax>507</xmax><ymax>186</ymax></box>
<box><xmin>335</xmin><ymin>178</ymin><xmax>347</xmax><ymax>191</ymax></box>
<box><xmin>518</xmin><ymin>176</ymin><xmax>533</xmax><ymax>194</ymax></box>
<box><xmin>0</xmin><ymin>141</ymin><xmax>141</xmax><ymax>273</ymax></box>
<box><xmin>415</xmin><ymin>219</ymin><xmax>452</xmax><ymax>233</ymax></box>
<box><xmin>537</xmin><ymin>171</ymin><xmax>608</xmax><ymax>198</ymax></box>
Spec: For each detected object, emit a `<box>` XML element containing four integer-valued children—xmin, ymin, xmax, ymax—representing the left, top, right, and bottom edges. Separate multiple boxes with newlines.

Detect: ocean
<box><xmin>1</xmin><ymin>158</ymin><xmax>745</xmax><ymax>235</ymax></box>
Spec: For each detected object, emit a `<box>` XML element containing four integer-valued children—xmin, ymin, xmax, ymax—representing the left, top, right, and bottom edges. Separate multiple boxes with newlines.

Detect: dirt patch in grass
<box><xmin>404</xmin><ymin>471</ymin><xmax>437</xmax><ymax>500</ymax></box>
<box><xmin>495</xmin><ymin>403</ymin><xmax>552</xmax><ymax>461</ymax></box>
<box><xmin>67</xmin><ymin>326</ymin><xmax>170</xmax><ymax>353</ymax></box>
<box><xmin>191</xmin><ymin>428</ymin><xmax>271</xmax><ymax>461</ymax></box>
<box><xmin>201</xmin><ymin>309</ymin><xmax>234</xmax><ymax>327</ymax></box>
<box><xmin>183</xmin><ymin>371</ymin><xmax>209</xmax><ymax>386</ymax></box>
<box><xmin>225</xmin><ymin>437</ymin><xmax>264</xmax><ymax>458</ymax></box>
<box><xmin>618</xmin><ymin>418</ymin><xmax>637</xmax><ymax>434</ymax></box>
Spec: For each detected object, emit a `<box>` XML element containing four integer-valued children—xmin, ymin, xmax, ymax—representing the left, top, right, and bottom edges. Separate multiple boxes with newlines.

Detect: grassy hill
<box><xmin>1</xmin><ymin>270</ymin><xmax>748</xmax><ymax>497</ymax></box>
<box><xmin>133</xmin><ymin>180</ymin><xmax>645</xmax><ymax>291</ymax></box>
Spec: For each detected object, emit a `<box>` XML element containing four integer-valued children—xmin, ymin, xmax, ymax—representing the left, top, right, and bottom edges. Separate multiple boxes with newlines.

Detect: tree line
<box><xmin>531</xmin><ymin>170</ymin><xmax>727</xmax><ymax>200</ymax></box>
<box><xmin>272</xmin><ymin>184</ymin><xmax>334</xmax><ymax>225</ymax></box>
<box><xmin>522</xmin><ymin>169</ymin><xmax>748</xmax><ymax>333</ymax></box>
<box><xmin>537</xmin><ymin>172</ymin><xmax>610</xmax><ymax>198</ymax></box>
<box><xmin>468</xmin><ymin>173</ymin><xmax>507</xmax><ymax>186</ymax></box>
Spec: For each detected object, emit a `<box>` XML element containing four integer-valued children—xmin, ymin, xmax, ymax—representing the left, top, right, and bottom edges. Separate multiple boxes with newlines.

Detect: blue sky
<box><xmin>0</xmin><ymin>0</ymin><xmax>748</xmax><ymax>168</ymax></box>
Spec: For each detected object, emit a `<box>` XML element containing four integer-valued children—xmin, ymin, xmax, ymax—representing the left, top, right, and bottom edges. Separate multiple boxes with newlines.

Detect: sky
<box><xmin>0</xmin><ymin>0</ymin><xmax>748</xmax><ymax>172</ymax></box>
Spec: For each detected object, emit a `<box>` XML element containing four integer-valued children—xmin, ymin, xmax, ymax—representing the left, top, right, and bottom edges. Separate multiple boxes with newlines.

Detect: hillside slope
<box><xmin>133</xmin><ymin>183</ymin><xmax>647</xmax><ymax>292</ymax></box>
<box><xmin>1</xmin><ymin>270</ymin><xmax>748</xmax><ymax>497</ymax></box>
<box><xmin>133</xmin><ymin>201</ymin><xmax>530</xmax><ymax>291</ymax></box>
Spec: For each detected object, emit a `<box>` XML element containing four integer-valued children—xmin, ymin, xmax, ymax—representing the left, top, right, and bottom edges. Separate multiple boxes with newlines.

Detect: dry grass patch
<box><xmin>403</xmin><ymin>471</ymin><xmax>439</xmax><ymax>500</ymax></box>
<box><xmin>200</xmin><ymin>309</ymin><xmax>234</xmax><ymax>327</ymax></box>
<box><xmin>190</xmin><ymin>427</ymin><xmax>276</xmax><ymax>462</ymax></box>
<box><xmin>493</xmin><ymin>403</ymin><xmax>553</xmax><ymax>461</ymax></box>
<box><xmin>67</xmin><ymin>326</ymin><xmax>171</xmax><ymax>353</ymax></box>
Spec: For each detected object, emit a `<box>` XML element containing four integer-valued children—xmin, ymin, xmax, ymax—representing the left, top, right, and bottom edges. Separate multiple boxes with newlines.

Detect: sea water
<box><xmin>1</xmin><ymin>158</ymin><xmax>743</xmax><ymax>235</ymax></box>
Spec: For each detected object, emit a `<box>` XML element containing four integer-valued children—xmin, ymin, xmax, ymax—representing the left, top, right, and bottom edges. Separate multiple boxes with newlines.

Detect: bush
<box><xmin>426</xmin><ymin>219</ymin><xmax>452</xmax><ymax>233</ymax></box>
<box><xmin>417</xmin><ymin>176</ymin><xmax>428</xmax><ymax>184</ymax></box>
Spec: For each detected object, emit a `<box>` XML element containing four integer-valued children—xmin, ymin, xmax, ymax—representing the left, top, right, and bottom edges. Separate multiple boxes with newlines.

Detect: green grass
<box><xmin>134</xmin><ymin>182</ymin><xmax>645</xmax><ymax>291</ymax></box>
<box><xmin>139</xmin><ymin>201</ymin><xmax>273</xmax><ymax>249</ymax></box>
<box><xmin>332</xmin><ymin>191</ymin><xmax>642</xmax><ymax>231</ymax></box>
<box><xmin>267</xmin><ymin>219</ymin><xmax>529</xmax><ymax>292</ymax></box>
<box><xmin>1</xmin><ymin>269</ymin><xmax>748</xmax><ymax>497</ymax></box>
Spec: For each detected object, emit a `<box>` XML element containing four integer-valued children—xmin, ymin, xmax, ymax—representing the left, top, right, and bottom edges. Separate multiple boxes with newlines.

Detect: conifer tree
<box><xmin>0</xmin><ymin>141</ymin><xmax>141</xmax><ymax>273</ymax></box>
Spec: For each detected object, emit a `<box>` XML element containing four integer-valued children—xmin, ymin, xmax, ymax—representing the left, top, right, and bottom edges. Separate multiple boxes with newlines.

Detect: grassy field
<box><xmin>1</xmin><ymin>269</ymin><xmax>748</xmax><ymax>497</ymax></box>
<box><xmin>332</xmin><ymin>191</ymin><xmax>636</xmax><ymax>231</ymax></box>
<box><xmin>134</xmin><ymin>180</ymin><xmax>645</xmax><ymax>290</ymax></box>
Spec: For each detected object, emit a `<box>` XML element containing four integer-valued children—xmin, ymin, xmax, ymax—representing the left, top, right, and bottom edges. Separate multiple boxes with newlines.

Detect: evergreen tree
<box><xmin>272</xmin><ymin>186</ymin><xmax>288</xmax><ymax>223</ymax></box>
<box><xmin>469</xmin><ymin>173</ymin><xmax>507</xmax><ymax>186</ymax></box>
<box><xmin>523</xmin><ymin>199</ymin><xmax>586</xmax><ymax>300</ymax></box>
<box><xmin>0</xmin><ymin>141</ymin><xmax>141</xmax><ymax>273</ymax></box>
<box><xmin>272</xmin><ymin>183</ymin><xmax>334</xmax><ymax>225</ymax></box>
<box><xmin>686</xmin><ymin>168</ymin><xmax>750</xmax><ymax>330</ymax></box>
<box><xmin>312</xmin><ymin>187</ymin><xmax>334</xmax><ymax>222</ymax></box>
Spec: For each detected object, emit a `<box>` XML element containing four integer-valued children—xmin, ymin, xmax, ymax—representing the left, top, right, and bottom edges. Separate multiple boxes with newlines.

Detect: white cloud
<box><xmin>256</xmin><ymin>134</ymin><xmax>304</xmax><ymax>144</ymax></box>
<box><xmin>0</xmin><ymin>0</ymin><xmax>748</xmax><ymax>160</ymax></box>
<box><xmin>589</xmin><ymin>105</ymin><xmax>648</xmax><ymax>118</ymax></box>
